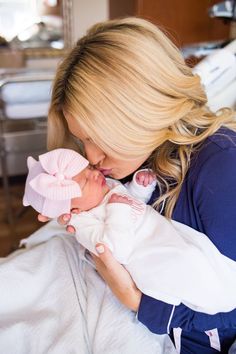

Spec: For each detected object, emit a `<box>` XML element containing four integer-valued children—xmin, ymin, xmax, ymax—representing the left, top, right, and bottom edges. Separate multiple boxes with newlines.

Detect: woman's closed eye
<box><xmin>71</xmin><ymin>133</ymin><xmax>81</xmax><ymax>145</ymax></box>
<box><xmin>71</xmin><ymin>133</ymin><xmax>93</xmax><ymax>147</ymax></box>
<box><xmin>83</xmin><ymin>137</ymin><xmax>95</xmax><ymax>147</ymax></box>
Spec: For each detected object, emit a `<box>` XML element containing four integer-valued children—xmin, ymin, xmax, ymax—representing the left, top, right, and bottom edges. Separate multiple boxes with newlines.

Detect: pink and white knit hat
<box><xmin>23</xmin><ymin>148</ymin><xmax>89</xmax><ymax>218</ymax></box>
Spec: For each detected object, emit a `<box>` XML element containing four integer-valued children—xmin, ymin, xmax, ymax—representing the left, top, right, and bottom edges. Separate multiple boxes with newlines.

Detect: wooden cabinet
<box><xmin>109</xmin><ymin>0</ymin><xmax>231</xmax><ymax>46</ymax></box>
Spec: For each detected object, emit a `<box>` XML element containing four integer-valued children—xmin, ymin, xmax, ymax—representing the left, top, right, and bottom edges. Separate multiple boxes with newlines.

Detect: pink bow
<box><xmin>29</xmin><ymin>148</ymin><xmax>89</xmax><ymax>200</ymax></box>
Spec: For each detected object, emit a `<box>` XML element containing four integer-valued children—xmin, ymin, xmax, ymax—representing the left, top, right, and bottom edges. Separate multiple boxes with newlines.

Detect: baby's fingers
<box><xmin>142</xmin><ymin>174</ymin><xmax>149</xmax><ymax>187</ymax></box>
<box><xmin>148</xmin><ymin>174</ymin><xmax>155</xmax><ymax>184</ymax></box>
<box><xmin>136</xmin><ymin>173</ymin><xmax>145</xmax><ymax>184</ymax></box>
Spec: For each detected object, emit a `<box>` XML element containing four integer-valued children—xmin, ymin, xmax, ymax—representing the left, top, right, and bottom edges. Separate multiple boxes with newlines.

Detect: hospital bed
<box><xmin>192</xmin><ymin>39</ymin><xmax>236</xmax><ymax>112</ymax></box>
<box><xmin>0</xmin><ymin>69</ymin><xmax>55</xmax><ymax>228</ymax></box>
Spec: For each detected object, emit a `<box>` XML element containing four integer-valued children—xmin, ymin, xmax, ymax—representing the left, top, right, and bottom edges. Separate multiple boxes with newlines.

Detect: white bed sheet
<box><xmin>207</xmin><ymin>79</ymin><xmax>236</xmax><ymax>112</ymax></box>
<box><xmin>0</xmin><ymin>221</ymin><xmax>177</xmax><ymax>354</ymax></box>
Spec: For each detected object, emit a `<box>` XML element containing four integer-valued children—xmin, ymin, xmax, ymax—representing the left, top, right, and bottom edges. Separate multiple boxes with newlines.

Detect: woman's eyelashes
<box><xmin>71</xmin><ymin>133</ymin><xmax>93</xmax><ymax>146</ymax></box>
<box><xmin>71</xmin><ymin>134</ymin><xmax>82</xmax><ymax>145</ymax></box>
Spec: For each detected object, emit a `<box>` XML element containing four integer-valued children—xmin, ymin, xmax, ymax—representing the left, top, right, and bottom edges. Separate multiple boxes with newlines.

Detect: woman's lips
<box><xmin>101</xmin><ymin>176</ymin><xmax>106</xmax><ymax>186</ymax></box>
<box><xmin>98</xmin><ymin>168</ymin><xmax>112</xmax><ymax>176</ymax></box>
<box><xmin>96</xmin><ymin>172</ymin><xmax>107</xmax><ymax>186</ymax></box>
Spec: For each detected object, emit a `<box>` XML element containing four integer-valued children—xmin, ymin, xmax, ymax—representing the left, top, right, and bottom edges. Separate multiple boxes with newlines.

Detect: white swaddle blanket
<box><xmin>69</xmin><ymin>178</ymin><xmax>236</xmax><ymax>315</ymax></box>
<box><xmin>0</xmin><ymin>221</ymin><xmax>177</xmax><ymax>354</ymax></box>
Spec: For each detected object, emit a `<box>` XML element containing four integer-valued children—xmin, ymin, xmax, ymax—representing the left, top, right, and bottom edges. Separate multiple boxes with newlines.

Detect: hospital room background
<box><xmin>0</xmin><ymin>0</ymin><xmax>235</xmax><ymax>257</ymax></box>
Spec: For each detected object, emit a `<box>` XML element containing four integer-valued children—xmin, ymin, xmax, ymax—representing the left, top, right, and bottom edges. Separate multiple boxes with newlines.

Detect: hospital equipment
<box><xmin>0</xmin><ymin>69</ymin><xmax>54</xmax><ymax>231</ymax></box>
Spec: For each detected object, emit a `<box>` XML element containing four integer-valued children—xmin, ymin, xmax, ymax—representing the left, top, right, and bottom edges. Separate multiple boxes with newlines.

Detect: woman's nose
<box><xmin>84</xmin><ymin>143</ymin><xmax>106</xmax><ymax>167</ymax></box>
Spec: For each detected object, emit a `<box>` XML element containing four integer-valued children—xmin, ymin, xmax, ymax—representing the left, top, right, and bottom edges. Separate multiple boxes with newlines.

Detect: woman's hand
<box><xmin>37</xmin><ymin>209</ymin><xmax>80</xmax><ymax>233</ymax></box>
<box><xmin>92</xmin><ymin>243</ymin><xmax>142</xmax><ymax>312</ymax></box>
<box><xmin>38</xmin><ymin>213</ymin><xmax>141</xmax><ymax>310</ymax></box>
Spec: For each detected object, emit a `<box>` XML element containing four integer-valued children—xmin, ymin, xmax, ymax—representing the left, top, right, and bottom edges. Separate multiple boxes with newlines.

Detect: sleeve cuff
<box><xmin>137</xmin><ymin>293</ymin><xmax>175</xmax><ymax>334</ymax></box>
<box><xmin>126</xmin><ymin>169</ymin><xmax>157</xmax><ymax>204</ymax></box>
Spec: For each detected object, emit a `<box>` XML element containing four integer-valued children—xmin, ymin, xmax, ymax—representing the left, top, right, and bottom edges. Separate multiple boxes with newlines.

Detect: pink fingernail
<box><xmin>67</xmin><ymin>226</ymin><xmax>75</xmax><ymax>234</ymax></box>
<box><xmin>96</xmin><ymin>245</ymin><xmax>105</xmax><ymax>254</ymax></box>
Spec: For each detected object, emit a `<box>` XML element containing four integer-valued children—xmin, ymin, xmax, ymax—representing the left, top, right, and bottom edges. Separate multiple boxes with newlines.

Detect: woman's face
<box><xmin>64</xmin><ymin>112</ymin><xmax>151</xmax><ymax>179</ymax></box>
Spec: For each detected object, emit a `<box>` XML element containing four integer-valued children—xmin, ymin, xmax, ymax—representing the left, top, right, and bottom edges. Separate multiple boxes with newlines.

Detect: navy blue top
<box><xmin>138</xmin><ymin>127</ymin><xmax>236</xmax><ymax>334</ymax></box>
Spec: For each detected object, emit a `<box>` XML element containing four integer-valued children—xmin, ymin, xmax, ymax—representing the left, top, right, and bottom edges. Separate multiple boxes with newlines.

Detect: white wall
<box><xmin>72</xmin><ymin>0</ymin><xmax>109</xmax><ymax>42</ymax></box>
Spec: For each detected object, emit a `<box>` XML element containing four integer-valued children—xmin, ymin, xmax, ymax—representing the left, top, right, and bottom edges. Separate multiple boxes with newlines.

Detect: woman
<box><xmin>45</xmin><ymin>17</ymin><xmax>236</xmax><ymax>353</ymax></box>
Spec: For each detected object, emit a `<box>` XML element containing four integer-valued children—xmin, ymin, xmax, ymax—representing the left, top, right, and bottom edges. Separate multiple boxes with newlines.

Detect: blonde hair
<box><xmin>48</xmin><ymin>17</ymin><xmax>236</xmax><ymax>217</ymax></box>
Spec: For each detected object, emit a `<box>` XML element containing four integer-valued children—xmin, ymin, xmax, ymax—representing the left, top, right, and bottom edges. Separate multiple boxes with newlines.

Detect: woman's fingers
<box><xmin>66</xmin><ymin>225</ymin><xmax>76</xmax><ymax>234</ymax></box>
<box><xmin>92</xmin><ymin>243</ymin><xmax>141</xmax><ymax>312</ymax></box>
<box><xmin>38</xmin><ymin>212</ymin><xmax>76</xmax><ymax>234</ymax></box>
<box><xmin>57</xmin><ymin>213</ymin><xmax>71</xmax><ymax>225</ymax></box>
<box><xmin>37</xmin><ymin>214</ymin><xmax>50</xmax><ymax>222</ymax></box>
<box><xmin>94</xmin><ymin>244</ymin><xmax>118</xmax><ymax>270</ymax></box>
<box><xmin>57</xmin><ymin>213</ymin><xmax>76</xmax><ymax>233</ymax></box>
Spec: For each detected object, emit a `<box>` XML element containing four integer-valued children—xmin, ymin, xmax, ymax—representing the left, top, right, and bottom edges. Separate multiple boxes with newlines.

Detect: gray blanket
<box><xmin>0</xmin><ymin>221</ymin><xmax>177</xmax><ymax>353</ymax></box>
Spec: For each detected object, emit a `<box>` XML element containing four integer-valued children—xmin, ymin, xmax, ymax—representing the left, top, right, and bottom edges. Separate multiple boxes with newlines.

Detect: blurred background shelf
<box><xmin>0</xmin><ymin>176</ymin><xmax>42</xmax><ymax>256</ymax></box>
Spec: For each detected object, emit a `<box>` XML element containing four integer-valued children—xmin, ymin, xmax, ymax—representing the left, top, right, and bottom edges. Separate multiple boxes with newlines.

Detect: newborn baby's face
<box><xmin>71</xmin><ymin>166</ymin><xmax>110</xmax><ymax>211</ymax></box>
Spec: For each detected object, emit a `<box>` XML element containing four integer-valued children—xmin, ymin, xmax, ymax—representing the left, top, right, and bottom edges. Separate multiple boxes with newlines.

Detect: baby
<box><xmin>23</xmin><ymin>148</ymin><xmax>236</xmax><ymax>314</ymax></box>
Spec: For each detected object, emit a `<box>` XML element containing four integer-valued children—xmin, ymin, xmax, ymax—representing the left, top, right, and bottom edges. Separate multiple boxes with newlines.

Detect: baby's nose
<box><xmin>91</xmin><ymin>169</ymin><xmax>100</xmax><ymax>180</ymax></box>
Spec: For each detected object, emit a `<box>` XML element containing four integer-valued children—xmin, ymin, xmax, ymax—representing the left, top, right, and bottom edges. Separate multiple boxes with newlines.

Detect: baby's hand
<box><xmin>108</xmin><ymin>193</ymin><xmax>133</xmax><ymax>205</ymax></box>
<box><xmin>136</xmin><ymin>170</ymin><xmax>156</xmax><ymax>187</ymax></box>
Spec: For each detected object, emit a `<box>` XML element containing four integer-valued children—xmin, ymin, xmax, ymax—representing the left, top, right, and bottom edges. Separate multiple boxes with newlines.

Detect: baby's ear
<box><xmin>27</xmin><ymin>156</ymin><xmax>37</xmax><ymax>169</ymax></box>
